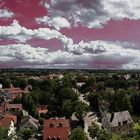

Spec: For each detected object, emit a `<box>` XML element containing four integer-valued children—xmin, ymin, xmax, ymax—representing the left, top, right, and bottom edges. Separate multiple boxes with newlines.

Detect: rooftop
<box><xmin>43</xmin><ymin>118</ymin><xmax>70</xmax><ymax>140</ymax></box>
<box><xmin>105</xmin><ymin>110</ymin><xmax>133</xmax><ymax>127</ymax></box>
<box><xmin>0</xmin><ymin>115</ymin><xmax>17</xmax><ymax>128</ymax></box>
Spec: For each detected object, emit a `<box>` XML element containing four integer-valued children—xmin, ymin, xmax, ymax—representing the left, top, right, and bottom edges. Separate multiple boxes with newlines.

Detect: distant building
<box><xmin>20</xmin><ymin>115</ymin><xmax>40</xmax><ymax>131</ymax></box>
<box><xmin>1</xmin><ymin>88</ymin><xmax>26</xmax><ymax>100</ymax></box>
<box><xmin>37</xmin><ymin>105</ymin><xmax>48</xmax><ymax>116</ymax></box>
<box><xmin>76</xmin><ymin>82</ymin><xmax>85</xmax><ymax>87</ymax></box>
<box><xmin>102</xmin><ymin>110</ymin><xmax>133</xmax><ymax>135</ymax></box>
<box><xmin>6</xmin><ymin>103</ymin><xmax>23</xmax><ymax>112</ymax></box>
<box><xmin>43</xmin><ymin>118</ymin><xmax>70</xmax><ymax>140</ymax></box>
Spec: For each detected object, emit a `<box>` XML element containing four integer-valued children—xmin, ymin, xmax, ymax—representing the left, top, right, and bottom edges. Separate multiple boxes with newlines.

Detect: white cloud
<box><xmin>37</xmin><ymin>0</ymin><xmax>140</xmax><ymax>29</ymax></box>
<box><xmin>0</xmin><ymin>9</ymin><xmax>14</xmax><ymax>18</ymax></box>
<box><xmin>1</xmin><ymin>20</ymin><xmax>140</xmax><ymax>69</ymax></box>
<box><xmin>36</xmin><ymin>16</ymin><xmax>71</xmax><ymax>30</ymax></box>
<box><xmin>0</xmin><ymin>41</ymin><xmax>140</xmax><ymax>69</ymax></box>
<box><xmin>0</xmin><ymin>20</ymin><xmax>72</xmax><ymax>44</ymax></box>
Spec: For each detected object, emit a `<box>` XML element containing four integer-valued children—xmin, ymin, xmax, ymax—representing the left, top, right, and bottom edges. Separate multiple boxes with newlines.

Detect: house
<box><xmin>37</xmin><ymin>105</ymin><xmax>48</xmax><ymax>116</ymax></box>
<box><xmin>20</xmin><ymin>115</ymin><xmax>40</xmax><ymax>131</ymax></box>
<box><xmin>76</xmin><ymin>82</ymin><xmax>85</xmax><ymax>87</ymax></box>
<box><xmin>43</xmin><ymin>118</ymin><xmax>70</xmax><ymax>140</ymax></box>
<box><xmin>102</xmin><ymin>110</ymin><xmax>133</xmax><ymax>135</ymax></box>
<box><xmin>0</xmin><ymin>115</ymin><xmax>17</xmax><ymax>128</ymax></box>
<box><xmin>1</xmin><ymin>88</ymin><xmax>26</xmax><ymax>100</ymax></box>
<box><xmin>6</xmin><ymin>103</ymin><xmax>23</xmax><ymax>112</ymax></box>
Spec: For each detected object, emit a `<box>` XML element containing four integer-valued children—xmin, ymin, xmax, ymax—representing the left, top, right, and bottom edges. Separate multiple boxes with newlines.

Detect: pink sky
<box><xmin>0</xmin><ymin>0</ymin><xmax>140</xmax><ymax>69</ymax></box>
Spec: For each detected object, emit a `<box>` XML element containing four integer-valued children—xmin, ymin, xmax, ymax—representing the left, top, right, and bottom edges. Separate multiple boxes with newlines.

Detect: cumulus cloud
<box><xmin>36</xmin><ymin>16</ymin><xmax>71</xmax><ymax>30</ymax></box>
<box><xmin>36</xmin><ymin>0</ymin><xmax>140</xmax><ymax>29</ymax></box>
<box><xmin>0</xmin><ymin>41</ymin><xmax>140</xmax><ymax>69</ymax></box>
<box><xmin>0</xmin><ymin>20</ymin><xmax>72</xmax><ymax>44</ymax></box>
<box><xmin>0</xmin><ymin>9</ymin><xmax>14</xmax><ymax>18</ymax></box>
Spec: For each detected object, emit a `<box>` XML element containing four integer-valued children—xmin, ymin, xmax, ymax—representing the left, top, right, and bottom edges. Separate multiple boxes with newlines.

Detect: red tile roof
<box><xmin>43</xmin><ymin>118</ymin><xmax>70</xmax><ymax>140</ymax></box>
<box><xmin>0</xmin><ymin>115</ymin><xmax>16</xmax><ymax>128</ymax></box>
<box><xmin>7</xmin><ymin>88</ymin><xmax>24</xmax><ymax>94</ymax></box>
<box><xmin>4</xmin><ymin>115</ymin><xmax>17</xmax><ymax>124</ymax></box>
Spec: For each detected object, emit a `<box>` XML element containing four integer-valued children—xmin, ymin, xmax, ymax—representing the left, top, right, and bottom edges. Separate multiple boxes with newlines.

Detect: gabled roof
<box><xmin>0</xmin><ymin>115</ymin><xmax>16</xmax><ymax>128</ymax></box>
<box><xmin>7</xmin><ymin>88</ymin><xmax>24</xmax><ymax>94</ymax></box>
<box><xmin>21</xmin><ymin>115</ymin><xmax>39</xmax><ymax>129</ymax></box>
<box><xmin>43</xmin><ymin>118</ymin><xmax>70</xmax><ymax>140</ymax></box>
<box><xmin>104</xmin><ymin>110</ymin><xmax>133</xmax><ymax>127</ymax></box>
<box><xmin>4</xmin><ymin>115</ymin><xmax>17</xmax><ymax>124</ymax></box>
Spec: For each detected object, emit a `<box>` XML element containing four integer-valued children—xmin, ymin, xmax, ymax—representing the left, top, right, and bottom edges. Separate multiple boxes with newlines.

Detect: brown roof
<box><xmin>2</xmin><ymin>88</ymin><xmax>25</xmax><ymax>95</ymax></box>
<box><xmin>43</xmin><ymin>118</ymin><xmax>70</xmax><ymax>140</ymax></box>
<box><xmin>0</xmin><ymin>116</ymin><xmax>15</xmax><ymax>128</ymax></box>
<box><xmin>4</xmin><ymin>115</ymin><xmax>17</xmax><ymax>124</ymax></box>
<box><xmin>7</xmin><ymin>88</ymin><xmax>24</xmax><ymax>94</ymax></box>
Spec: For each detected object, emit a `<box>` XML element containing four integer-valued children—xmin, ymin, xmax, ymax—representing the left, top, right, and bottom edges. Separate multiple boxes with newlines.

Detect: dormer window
<box><xmin>118</xmin><ymin>122</ymin><xmax>121</xmax><ymax>126</ymax></box>
<box><xmin>52</xmin><ymin>136</ymin><xmax>56</xmax><ymax>140</ymax></box>
<box><xmin>50</xmin><ymin>122</ymin><xmax>55</xmax><ymax>127</ymax></box>
<box><xmin>123</xmin><ymin>120</ymin><xmax>127</xmax><ymax>125</ymax></box>
<box><xmin>57</xmin><ymin>136</ymin><xmax>61</xmax><ymax>140</ymax></box>
<box><xmin>47</xmin><ymin>136</ymin><xmax>51</xmax><ymax>140</ymax></box>
<box><xmin>59</xmin><ymin>122</ymin><xmax>63</xmax><ymax>127</ymax></box>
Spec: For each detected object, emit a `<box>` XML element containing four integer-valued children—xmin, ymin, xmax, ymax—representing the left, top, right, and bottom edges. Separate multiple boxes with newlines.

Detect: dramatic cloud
<box><xmin>36</xmin><ymin>16</ymin><xmax>71</xmax><ymax>30</ymax></box>
<box><xmin>0</xmin><ymin>9</ymin><xmax>14</xmax><ymax>18</ymax></box>
<box><xmin>36</xmin><ymin>0</ymin><xmax>140</xmax><ymax>29</ymax></box>
<box><xmin>0</xmin><ymin>20</ymin><xmax>72</xmax><ymax>44</ymax></box>
<box><xmin>0</xmin><ymin>41</ymin><xmax>140</xmax><ymax>69</ymax></box>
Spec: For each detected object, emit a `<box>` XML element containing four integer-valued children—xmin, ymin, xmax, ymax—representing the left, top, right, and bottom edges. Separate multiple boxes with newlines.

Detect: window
<box><xmin>57</xmin><ymin>136</ymin><xmax>61</xmax><ymax>140</ymax></box>
<box><xmin>50</xmin><ymin>122</ymin><xmax>55</xmax><ymax>127</ymax></box>
<box><xmin>52</xmin><ymin>136</ymin><xmax>56</xmax><ymax>140</ymax></box>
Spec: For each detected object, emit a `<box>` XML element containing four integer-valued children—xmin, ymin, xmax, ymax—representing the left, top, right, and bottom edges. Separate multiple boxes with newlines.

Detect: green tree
<box><xmin>59</xmin><ymin>87</ymin><xmax>78</xmax><ymax>101</ymax></box>
<box><xmin>75</xmin><ymin>101</ymin><xmax>88</xmax><ymax>121</ymax></box>
<box><xmin>69</xmin><ymin>127</ymin><xmax>87</xmax><ymax>140</ymax></box>
<box><xmin>3</xmin><ymin>79</ymin><xmax>11</xmax><ymax>88</ymax></box>
<box><xmin>21</xmin><ymin>93</ymin><xmax>37</xmax><ymax>116</ymax></box>
<box><xmin>133</xmin><ymin>123</ymin><xmax>140</xmax><ymax>140</ymax></box>
<box><xmin>99</xmin><ymin>129</ymin><xmax>110</xmax><ymax>140</ymax></box>
<box><xmin>130</xmin><ymin>92</ymin><xmax>140</xmax><ymax>116</ymax></box>
<box><xmin>61</xmin><ymin>100</ymin><xmax>74</xmax><ymax>118</ymax></box>
<box><xmin>88</xmin><ymin>123</ymin><xmax>100</xmax><ymax>139</ymax></box>
<box><xmin>108</xmin><ymin>89</ymin><xmax>132</xmax><ymax>112</ymax></box>
<box><xmin>20</xmin><ymin>128</ymin><xmax>32</xmax><ymax>139</ymax></box>
<box><xmin>88</xmin><ymin>92</ymin><xmax>99</xmax><ymax>112</ymax></box>
<box><xmin>96</xmin><ymin>82</ymin><xmax>105</xmax><ymax>91</ymax></box>
<box><xmin>0</xmin><ymin>127</ymin><xmax>8</xmax><ymax>140</ymax></box>
<box><xmin>13</xmin><ymin>78</ymin><xmax>28</xmax><ymax>90</ymax></box>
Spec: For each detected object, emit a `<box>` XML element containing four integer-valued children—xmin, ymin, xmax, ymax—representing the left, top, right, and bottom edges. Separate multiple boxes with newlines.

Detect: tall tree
<box><xmin>69</xmin><ymin>127</ymin><xmax>87</xmax><ymax>140</ymax></box>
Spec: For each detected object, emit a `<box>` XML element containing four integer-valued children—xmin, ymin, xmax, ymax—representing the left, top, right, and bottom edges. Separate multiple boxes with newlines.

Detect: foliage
<box><xmin>0</xmin><ymin>127</ymin><xmax>8</xmax><ymax>139</ymax></box>
<box><xmin>88</xmin><ymin>123</ymin><xmax>110</xmax><ymax>140</ymax></box>
<box><xmin>21</xmin><ymin>93</ymin><xmax>37</xmax><ymax>116</ymax></box>
<box><xmin>133</xmin><ymin>123</ymin><xmax>140</xmax><ymax>140</ymax></box>
<box><xmin>69</xmin><ymin>127</ymin><xmax>87</xmax><ymax>140</ymax></box>
<box><xmin>20</xmin><ymin>128</ymin><xmax>32</xmax><ymax>139</ymax></box>
<box><xmin>88</xmin><ymin>92</ymin><xmax>99</xmax><ymax>112</ymax></box>
<box><xmin>88</xmin><ymin>123</ymin><xmax>100</xmax><ymax>139</ymax></box>
<box><xmin>75</xmin><ymin>101</ymin><xmax>88</xmax><ymax>121</ymax></box>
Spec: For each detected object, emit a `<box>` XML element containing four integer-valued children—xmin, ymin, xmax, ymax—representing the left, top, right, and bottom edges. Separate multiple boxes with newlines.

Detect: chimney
<box><xmin>110</xmin><ymin>113</ymin><xmax>114</xmax><ymax>122</ymax></box>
